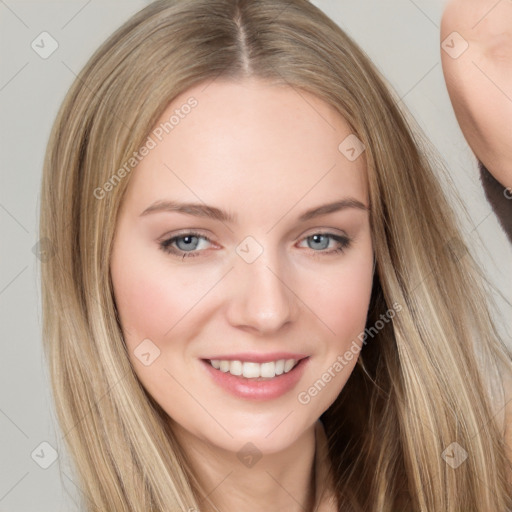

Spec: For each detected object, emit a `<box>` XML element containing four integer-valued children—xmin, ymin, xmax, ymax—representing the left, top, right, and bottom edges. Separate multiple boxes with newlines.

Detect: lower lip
<box><xmin>200</xmin><ymin>357</ymin><xmax>310</xmax><ymax>401</ymax></box>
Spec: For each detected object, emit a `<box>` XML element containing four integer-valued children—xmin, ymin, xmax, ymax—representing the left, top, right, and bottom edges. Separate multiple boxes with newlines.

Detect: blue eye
<box><xmin>159</xmin><ymin>231</ymin><xmax>351</xmax><ymax>259</ymax></box>
<box><xmin>159</xmin><ymin>231</ymin><xmax>212</xmax><ymax>259</ymax></box>
<box><xmin>300</xmin><ymin>233</ymin><xmax>351</xmax><ymax>257</ymax></box>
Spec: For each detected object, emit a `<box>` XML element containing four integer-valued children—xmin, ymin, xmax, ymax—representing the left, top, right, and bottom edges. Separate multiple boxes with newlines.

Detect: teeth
<box><xmin>209</xmin><ymin>358</ymin><xmax>299</xmax><ymax>378</ymax></box>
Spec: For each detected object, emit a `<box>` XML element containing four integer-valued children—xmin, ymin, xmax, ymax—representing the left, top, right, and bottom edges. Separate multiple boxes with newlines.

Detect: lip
<box><xmin>200</xmin><ymin>356</ymin><xmax>310</xmax><ymax>401</ymax></box>
<box><xmin>201</xmin><ymin>352</ymin><xmax>309</xmax><ymax>364</ymax></box>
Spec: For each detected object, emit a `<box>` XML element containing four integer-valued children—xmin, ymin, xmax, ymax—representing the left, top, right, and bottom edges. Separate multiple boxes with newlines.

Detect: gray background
<box><xmin>1</xmin><ymin>1</ymin><xmax>511</xmax><ymax>510</ymax></box>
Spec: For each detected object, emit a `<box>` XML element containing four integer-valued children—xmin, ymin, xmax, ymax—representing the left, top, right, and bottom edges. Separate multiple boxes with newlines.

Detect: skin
<box><xmin>110</xmin><ymin>77</ymin><xmax>374</xmax><ymax>512</ymax></box>
<box><xmin>441</xmin><ymin>0</ymin><xmax>512</xmax><ymax>481</ymax></box>
<box><xmin>441</xmin><ymin>0</ymin><xmax>512</xmax><ymax>189</ymax></box>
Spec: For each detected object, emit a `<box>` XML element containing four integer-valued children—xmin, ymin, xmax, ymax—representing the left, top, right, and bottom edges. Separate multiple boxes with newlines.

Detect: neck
<box><xmin>171</xmin><ymin>421</ymin><xmax>317</xmax><ymax>512</ymax></box>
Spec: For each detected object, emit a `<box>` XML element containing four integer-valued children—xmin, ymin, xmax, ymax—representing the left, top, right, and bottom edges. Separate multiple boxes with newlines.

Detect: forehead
<box><xmin>121</xmin><ymin>78</ymin><xmax>368</xmax><ymax>221</ymax></box>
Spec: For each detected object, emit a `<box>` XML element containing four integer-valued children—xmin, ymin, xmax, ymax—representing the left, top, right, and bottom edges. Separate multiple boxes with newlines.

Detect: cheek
<box><xmin>294</xmin><ymin>255</ymin><xmax>374</xmax><ymax>414</ymax></box>
<box><xmin>110</xmin><ymin>245</ymin><xmax>207</xmax><ymax>403</ymax></box>
<box><xmin>310</xmin><ymin>254</ymin><xmax>374</xmax><ymax>349</ymax></box>
<box><xmin>110</xmin><ymin>241</ymin><xmax>198</xmax><ymax>352</ymax></box>
<box><xmin>112</xmin><ymin>265</ymin><xmax>164</xmax><ymax>343</ymax></box>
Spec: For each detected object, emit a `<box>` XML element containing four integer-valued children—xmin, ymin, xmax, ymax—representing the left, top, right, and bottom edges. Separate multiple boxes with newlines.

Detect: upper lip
<box><xmin>202</xmin><ymin>352</ymin><xmax>309</xmax><ymax>363</ymax></box>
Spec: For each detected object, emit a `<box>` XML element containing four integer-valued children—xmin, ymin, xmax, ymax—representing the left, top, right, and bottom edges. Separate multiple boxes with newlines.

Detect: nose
<box><xmin>225</xmin><ymin>248</ymin><xmax>299</xmax><ymax>335</ymax></box>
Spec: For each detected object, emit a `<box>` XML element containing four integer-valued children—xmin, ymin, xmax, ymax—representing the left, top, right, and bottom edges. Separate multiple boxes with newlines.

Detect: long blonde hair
<box><xmin>39</xmin><ymin>0</ymin><xmax>512</xmax><ymax>510</ymax></box>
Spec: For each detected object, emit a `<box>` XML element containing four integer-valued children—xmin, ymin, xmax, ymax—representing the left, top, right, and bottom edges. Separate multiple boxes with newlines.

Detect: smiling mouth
<box><xmin>200</xmin><ymin>357</ymin><xmax>311</xmax><ymax>400</ymax></box>
<box><xmin>202</xmin><ymin>357</ymin><xmax>306</xmax><ymax>380</ymax></box>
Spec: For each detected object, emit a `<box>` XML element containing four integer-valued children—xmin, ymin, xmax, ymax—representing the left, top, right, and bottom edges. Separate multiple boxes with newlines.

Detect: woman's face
<box><xmin>110</xmin><ymin>77</ymin><xmax>374</xmax><ymax>454</ymax></box>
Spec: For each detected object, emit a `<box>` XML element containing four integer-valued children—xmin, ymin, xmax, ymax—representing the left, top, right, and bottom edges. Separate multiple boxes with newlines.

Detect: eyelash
<box><xmin>158</xmin><ymin>231</ymin><xmax>352</xmax><ymax>260</ymax></box>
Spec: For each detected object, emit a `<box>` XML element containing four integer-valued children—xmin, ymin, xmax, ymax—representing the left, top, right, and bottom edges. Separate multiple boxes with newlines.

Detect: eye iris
<box><xmin>176</xmin><ymin>235</ymin><xmax>199</xmax><ymax>251</ymax></box>
<box><xmin>309</xmin><ymin>234</ymin><xmax>329</xmax><ymax>250</ymax></box>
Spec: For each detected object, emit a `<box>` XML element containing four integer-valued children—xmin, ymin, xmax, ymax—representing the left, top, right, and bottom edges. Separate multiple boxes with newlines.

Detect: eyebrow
<box><xmin>139</xmin><ymin>198</ymin><xmax>369</xmax><ymax>223</ymax></box>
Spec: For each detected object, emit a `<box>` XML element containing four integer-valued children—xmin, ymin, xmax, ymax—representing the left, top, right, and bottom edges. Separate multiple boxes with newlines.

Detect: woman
<box><xmin>39</xmin><ymin>0</ymin><xmax>512</xmax><ymax>510</ymax></box>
